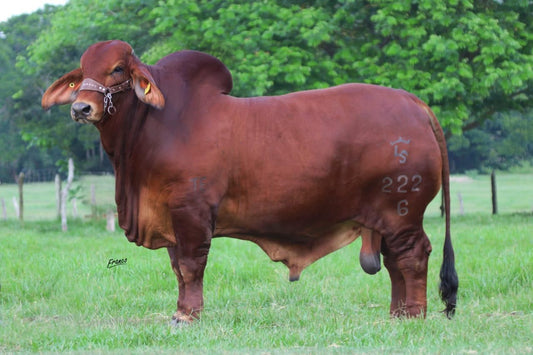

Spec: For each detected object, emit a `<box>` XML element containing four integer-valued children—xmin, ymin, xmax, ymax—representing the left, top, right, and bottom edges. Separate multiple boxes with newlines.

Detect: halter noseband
<box><xmin>79</xmin><ymin>78</ymin><xmax>131</xmax><ymax>115</ymax></box>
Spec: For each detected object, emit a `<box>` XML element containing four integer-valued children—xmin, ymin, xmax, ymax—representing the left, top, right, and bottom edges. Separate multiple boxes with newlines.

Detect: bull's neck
<box><xmin>94</xmin><ymin>93</ymin><xmax>148</xmax><ymax>239</ymax></box>
<box><xmin>95</xmin><ymin>93</ymin><xmax>147</xmax><ymax>166</ymax></box>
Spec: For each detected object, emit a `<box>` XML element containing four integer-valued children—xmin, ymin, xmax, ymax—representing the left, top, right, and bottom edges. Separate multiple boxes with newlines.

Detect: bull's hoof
<box><xmin>170</xmin><ymin>311</ymin><xmax>196</xmax><ymax>326</ymax></box>
<box><xmin>390</xmin><ymin>305</ymin><xmax>426</xmax><ymax>319</ymax></box>
<box><xmin>289</xmin><ymin>274</ymin><xmax>300</xmax><ymax>282</ymax></box>
<box><xmin>359</xmin><ymin>252</ymin><xmax>381</xmax><ymax>275</ymax></box>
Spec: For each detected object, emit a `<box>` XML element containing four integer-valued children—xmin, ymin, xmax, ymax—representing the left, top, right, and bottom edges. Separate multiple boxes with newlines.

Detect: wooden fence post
<box><xmin>55</xmin><ymin>174</ymin><xmax>62</xmax><ymax>219</ymax></box>
<box><xmin>106</xmin><ymin>210</ymin><xmax>115</xmax><ymax>232</ymax></box>
<box><xmin>72</xmin><ymin>198</ymin><xmax>78</xmax><ymax>218</ymax></box>
<box><xmin>457</xmin><ymin>192</ymin><xmax>464</xmax><ymax>215</ymax></box>
<box><xmin>17</xmin><ymin>172</ymin><xmax>24</xmax><ymax>222</ymax></box>
<box><xmin>1</xmin><ymin>198</ymin><xmax>6</xmax><ymax>220</ymax></box>
<box><xmin>12</xmin><ymin>197</ymin><xmax>19</xmax><ymax>218</ymax></box>
<box><xmin>61</xmin><ymin>158</ymin><xmax>75</xmax><ymax>231</ymax></box>
<box><xmin>491</xmin><ymin>170</ymin><xmax>498</xmax><ymax>215</ymax></box>
<box><xmin>90</xmin><ymin>184</ymin><xmax>97</xmax><ymax>218</ymax></box>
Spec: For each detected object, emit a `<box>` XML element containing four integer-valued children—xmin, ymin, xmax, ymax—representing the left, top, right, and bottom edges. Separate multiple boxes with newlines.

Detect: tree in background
<box><xmin>145</xmin><ymin>0</ymin><xmax>532</xmax><ymax>134</ymax></box>
<box><xmin>0</xmin><ymin>7</ymin><xmax>66</xmax><ymax>182</ymax></box>
<box><xmin>449</xmin><ymin>110</ymin><xmax>533</xmax><ymax>172</ymax></box>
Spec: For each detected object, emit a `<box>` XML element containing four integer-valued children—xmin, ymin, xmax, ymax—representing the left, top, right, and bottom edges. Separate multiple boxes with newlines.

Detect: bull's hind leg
<box><xmin>382</xmin><ymin>229</ymin><xmax>432</xmax><ymax>317</ymax></box>
<box><xmin>382</xmin><ymin>240</ymin><xmax>407</xmax><ymax>316</ymax></box>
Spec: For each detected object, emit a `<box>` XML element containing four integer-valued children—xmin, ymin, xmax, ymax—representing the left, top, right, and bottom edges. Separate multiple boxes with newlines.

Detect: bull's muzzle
<box><xmin>71</xmin><ymin>102</ymin><xmax>93</xmax><ymax>123</ymax></box>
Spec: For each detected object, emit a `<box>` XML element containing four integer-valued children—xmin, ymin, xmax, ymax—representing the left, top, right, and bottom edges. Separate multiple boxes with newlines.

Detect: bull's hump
<box><xmin>157</xmin><ymin>50</ymin><xmax>232</xmax><ymax>94</ymax></box>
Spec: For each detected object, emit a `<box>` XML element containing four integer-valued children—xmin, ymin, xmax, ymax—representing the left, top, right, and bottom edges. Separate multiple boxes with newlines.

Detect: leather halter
<box><xmin>79</xmin><ymin>78</ymin><xmax>131</xmax><ymax>115</ymax></box>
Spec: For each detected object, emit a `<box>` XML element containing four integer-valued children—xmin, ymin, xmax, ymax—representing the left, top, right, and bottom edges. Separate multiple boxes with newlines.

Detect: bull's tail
<box><xmin>413</xmin><ymin>95</ymin><xmax>458</xmax><ymax>318</ymax></box>
<box><xmin>437</xmin><ymin>139</ymin><xmax>458</xmax><ymax>318</ymax></box>
<box><xmin>425</xmin><ymin>103</ymin><xmax>458</xmax><ymax>319</ymax></box>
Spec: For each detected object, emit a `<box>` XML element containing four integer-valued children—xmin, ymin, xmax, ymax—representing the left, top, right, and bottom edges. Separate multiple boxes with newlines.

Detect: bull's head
<box><xmin>42</xmin><ymin>40</ymin><xmax>165</xmax><ymax>123</ymax></box>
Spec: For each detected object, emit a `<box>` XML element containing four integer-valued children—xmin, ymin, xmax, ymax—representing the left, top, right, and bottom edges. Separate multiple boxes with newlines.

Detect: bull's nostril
<box><xmin>72</xmin><ymin>102</ymin><xmax>92</xmax><ymax>116</ymax></box>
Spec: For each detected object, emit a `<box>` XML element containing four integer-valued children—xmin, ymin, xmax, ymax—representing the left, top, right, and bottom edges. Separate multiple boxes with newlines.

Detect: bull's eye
<box><xmin>112</xmin><ymin>66</ymin><xmax>124</xmax><ymax>75</ymax></box>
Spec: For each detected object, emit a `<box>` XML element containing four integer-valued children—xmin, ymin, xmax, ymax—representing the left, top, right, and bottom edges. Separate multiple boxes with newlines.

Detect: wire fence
<box><xmin>0</xmin><ymin>171</ymin><xmax>532</xmax><ymax>223</ymax></box>
<box><xmin>0</xmin><ymin>173</ymin><xmax>116</xmax><ymax>223</ymax></box>
<box><xmin>26</xmin><ymin>169</ymin><xmax>59</xmax><ymax>183</ymax></box>
<box><xmin>0</xmin><ymin>169</ymin><xmax>113</xmax><ymax>185</ymax></box>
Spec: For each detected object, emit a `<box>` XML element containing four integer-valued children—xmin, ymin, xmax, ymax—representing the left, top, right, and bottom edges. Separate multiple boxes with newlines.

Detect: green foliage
<box><xmin>143</xmin><ymin>0</ymin><xmax>533</xmax><ymax>134</ymax></box>
<box><xmin>449</xmin><ymin>111</ymin><xmax>533</xmax><ymax>172</ymax></box>
<box><xmin>0</xmin><ymin>8</ymin><xmax>67</xmax><ymax>182</ymax></box>
<box><xmin>22</xmin><ymin>0</ymin><xmax>156</xmax><ymax>77</ymax></box>
<box><xmin>358</xmin><ymin>0</ymin><xmax>532</xmax><ymax>133</ymax></box>
<box><xmin>145</xmin><ymin>1</ymin><xmax>337</xmax><ymax>96</ymax></box>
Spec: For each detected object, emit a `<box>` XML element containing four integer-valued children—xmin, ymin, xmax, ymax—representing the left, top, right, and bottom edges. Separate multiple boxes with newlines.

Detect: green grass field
<box><xmin>0</xmin><ymin>173</ymin><xmax>532</xmax><ymax>353</ymax></box>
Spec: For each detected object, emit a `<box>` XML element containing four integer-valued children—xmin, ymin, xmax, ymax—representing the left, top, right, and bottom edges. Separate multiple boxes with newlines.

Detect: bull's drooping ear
<box><xmin>130</xmin><ymin>57</ymin><xmax>165</xmax><ymax>109</ymax></box>
<box><xmin>41</xmin><ymin>68</ymin><xmax>83</xmax><ymax>110</ymax></box>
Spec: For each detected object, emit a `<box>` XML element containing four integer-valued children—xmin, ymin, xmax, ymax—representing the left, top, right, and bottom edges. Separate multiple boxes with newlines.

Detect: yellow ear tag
<box><xmin>144</xmin><ymin>82</ymin><xmax>151</xmax><ymax>95</ymax></box>
<box><xmin>69</xmin><ymin>83</ymin><xmax>75</xmax><ymax>88</ymax></box>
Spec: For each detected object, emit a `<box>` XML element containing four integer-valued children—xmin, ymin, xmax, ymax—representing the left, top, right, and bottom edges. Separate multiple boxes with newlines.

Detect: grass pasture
<box><xmin>0</xmin><ymin>173</ymin><xmax>532</xmax><ymax>353</ymax></box>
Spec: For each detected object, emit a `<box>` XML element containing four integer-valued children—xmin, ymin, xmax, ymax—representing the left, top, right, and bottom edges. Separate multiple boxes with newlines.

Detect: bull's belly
<box><xmin>216</xmin><ymin>215</ymin><xmax>363</xmax><ymax>281</ymax></box>
<box><xmin>214</xmin><ymin>196</ymin><xmax>358</xmax><ymax>240</ymax></box>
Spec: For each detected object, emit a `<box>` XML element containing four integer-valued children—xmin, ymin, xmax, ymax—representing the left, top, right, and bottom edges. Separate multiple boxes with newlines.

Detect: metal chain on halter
<box><xmin>103</xmin><ymin>92</ymin><xmax>117</xmax><ymax>115</ymax></box>
<box><xmin>80</xmin><ymin>78</ymin><xmax>131</xmax><ymax>116</ymax></box>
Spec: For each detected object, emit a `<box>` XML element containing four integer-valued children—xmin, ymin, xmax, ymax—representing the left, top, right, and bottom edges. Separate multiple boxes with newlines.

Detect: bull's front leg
<box><xmin>168</xmin><ymin>207</ymin><xmax>213</xmax><ymax>324</ymax></box>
